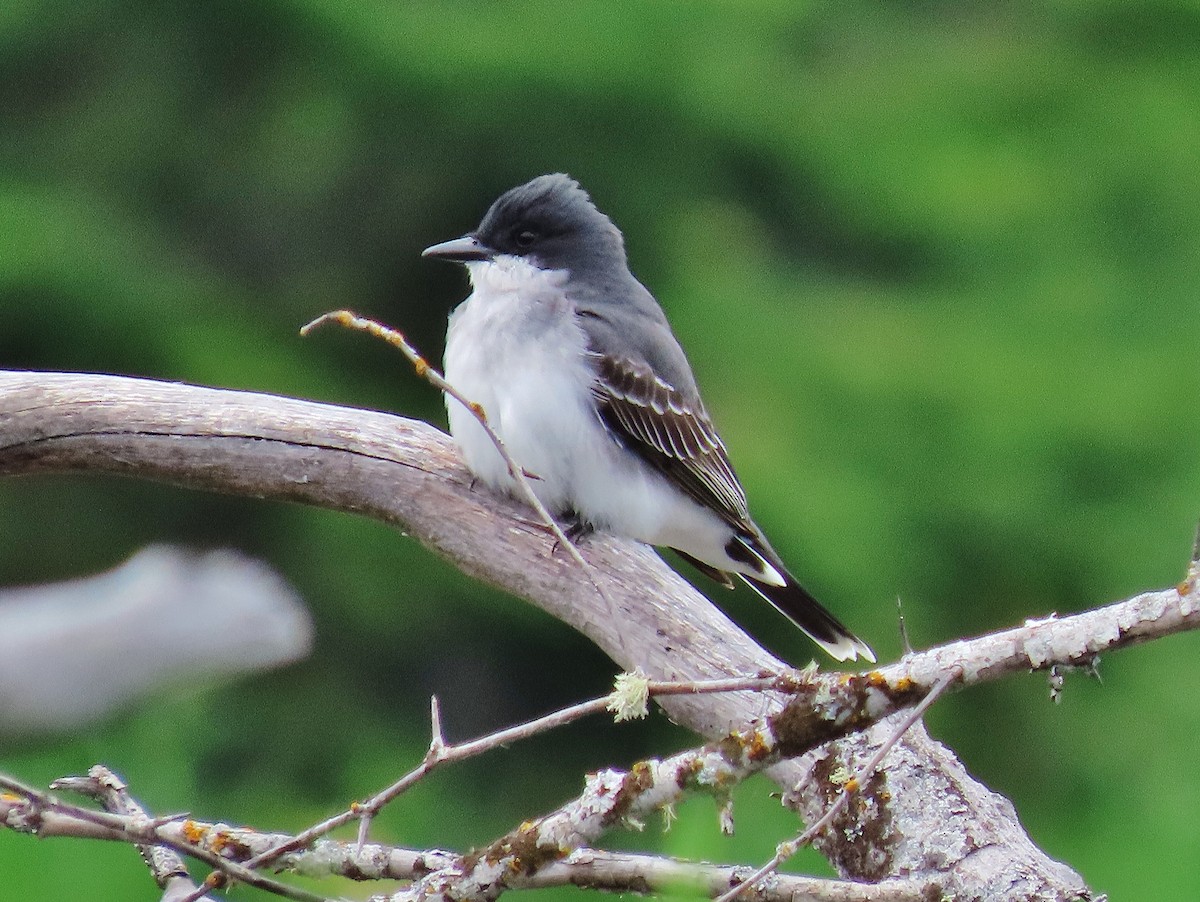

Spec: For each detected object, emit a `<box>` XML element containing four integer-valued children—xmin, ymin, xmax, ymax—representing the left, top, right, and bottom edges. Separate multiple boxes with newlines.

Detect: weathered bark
<box><xmin>0</xmin><ymin>371</ymin><xmax>1100</xmax><ymax>900</ymax></box>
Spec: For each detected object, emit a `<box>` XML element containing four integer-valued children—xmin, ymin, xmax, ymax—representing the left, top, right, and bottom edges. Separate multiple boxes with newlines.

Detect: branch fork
<box><xmin>3</xmin><ymin>369</ymin><xmax>1196</xmax><ymax>901</ymax></box>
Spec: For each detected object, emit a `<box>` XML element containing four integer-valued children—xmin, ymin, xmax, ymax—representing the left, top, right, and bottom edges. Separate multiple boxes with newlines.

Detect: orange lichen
<box><xmin>745</xmin><ymin>729</ymin><xmax>772</xmax><ymax>762</ymax></box>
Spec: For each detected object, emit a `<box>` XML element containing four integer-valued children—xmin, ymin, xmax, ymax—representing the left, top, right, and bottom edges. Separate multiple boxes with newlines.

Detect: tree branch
<box><xmin>4</xmin><ymin>370</ymin><xmax>1186</xmax><ymax>899</ymax></box>
<box><xmin>48</xmin><ymin>766</ymin><xmax>221</xmax><ymax>902</ymax></box>
<box><xmin>0</xmin><ymin>773</ymin><xmax>324</xmax><ymax>902</ymax></box>
<box><xmin>0</xmin><ymin>791</ymin><xmax>931</xmax><ymax>901</ymax></box>
<box><xmin>244</xmin><ymin>674</ymin><xmax>784</xmax><ymax>871</ymax></box>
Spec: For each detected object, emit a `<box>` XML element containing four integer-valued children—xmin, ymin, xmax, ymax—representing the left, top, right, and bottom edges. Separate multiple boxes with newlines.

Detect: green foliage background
<box><xmin>2</xmin><ymin>1</ymin><xmax>1199</xmax><ymax>898</ymax></box>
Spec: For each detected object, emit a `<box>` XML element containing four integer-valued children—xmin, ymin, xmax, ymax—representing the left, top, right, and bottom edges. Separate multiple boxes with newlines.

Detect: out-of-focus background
<box><xmin>2</xmin><ymin>2</ymin><xmax>1199</xmax><ymax>899</ymax></box>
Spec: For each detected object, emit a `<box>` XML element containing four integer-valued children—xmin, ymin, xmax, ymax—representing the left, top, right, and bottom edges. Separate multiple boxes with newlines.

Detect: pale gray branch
<box><xmin>246</xmin><ymin>674</ymin><xmax>783</xmax><ymax>871</ymax></box>
<box><xmin>5</xmin><ymin>370</ymin><xmax>1186</xmax><ymax>900</ymax></box>
<box><xmin>50</xmin><ymin>766</ymin><xmax>218</xmax><ymax>902</ymax></box>
<box><xmin>532</xmin><ymin>850</ymin><xmax>932</xmax><ymax>902</ymax></box>
<box><xmin>0</xmin><ymin>793</ymin><xmax>931</xmax><ymax>902</ymax></box>
<box><xmin>0</xmin><ymin>545</ymin><xmax>312</xmax><ymax>737</ymax></box>
<box><xmin>0</xmin><ymin>773</ymin><xmax>325</xmax><ymax>902</ymax></box>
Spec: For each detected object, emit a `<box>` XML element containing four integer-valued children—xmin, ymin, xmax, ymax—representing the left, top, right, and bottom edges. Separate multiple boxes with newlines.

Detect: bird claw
<box><xmin>550</xmin><ymin>513</ymin><xmax>593</xmax><ymax>555</ymax></box>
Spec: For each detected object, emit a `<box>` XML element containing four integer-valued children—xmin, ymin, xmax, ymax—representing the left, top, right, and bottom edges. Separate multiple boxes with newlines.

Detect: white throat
<box><xmin>464</xmin><ymin>254</ymin><xmax>569</xmax><ymax>296</ymax></box>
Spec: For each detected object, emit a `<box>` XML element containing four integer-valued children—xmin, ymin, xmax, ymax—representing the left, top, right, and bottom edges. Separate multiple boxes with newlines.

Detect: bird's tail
<box><xmin>678</xmin><ymin>531</ymin><xmax>876</xmax><ymax>663</ymax></box>
<box><xmin>741</xmin><ymin>571</ymin><xmax>875</xmax><ymax>662</ymax></box>
<box><xmin>732</xmin><ymin>537</ymin><xmax>875</xmax><ymax>663</ymax></box>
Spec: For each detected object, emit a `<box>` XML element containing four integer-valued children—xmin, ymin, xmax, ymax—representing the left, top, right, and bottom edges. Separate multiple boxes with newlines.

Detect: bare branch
<box><xmin>380</xmin><ymin>665</ymin><xmax>975</xmax><ymax>902</ymax></box>
<box><xmin>50</xmin><ymin>766</ymin><xmax>217</xmax><ymax>902</ymax></box>
<box><xmin>1</xmin><ymin>660</ymin><xmax>997</xmax><ymax>902</ymax></box>
<box><xmin>0</xmin><ymin>774</ymin><xmax>328</xmax><ymax>902</ymax></box>
<box><xmin>246</xmin><ymin>673</ymin><xmax>785</xmax><ymax>871</ymax></box>
<box><xmin>715</xmin><ymin>669</ymin><xmax>961</xmax><ymax>902</ymax></box>
<box><xmin>5</xmin><ymin>371</ymin><xmax>1190</xmax><ymax>899</ymax></box>
<box><xmin>533</xmin><ymin>850</ymin><xmax>933</xmax><ymax>902</ymax></box>
<box><xmin>0</xmin><ymin>791</ymin><xmax>932</xmax><ymax>900</ymax></box>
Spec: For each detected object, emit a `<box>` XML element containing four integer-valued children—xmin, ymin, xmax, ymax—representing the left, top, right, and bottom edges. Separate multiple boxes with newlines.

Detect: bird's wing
<box><xmin>588</xmin><ymin>351</ymin><xmax>753</xmax><ymax>531</ymax></box>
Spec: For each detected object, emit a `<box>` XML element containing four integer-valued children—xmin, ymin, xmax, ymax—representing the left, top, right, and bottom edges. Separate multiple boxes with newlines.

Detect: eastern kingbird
<box><xmin>423</xmin><ymin>174</ymin><xmax>874</xmax><ymax>662</ymax></box>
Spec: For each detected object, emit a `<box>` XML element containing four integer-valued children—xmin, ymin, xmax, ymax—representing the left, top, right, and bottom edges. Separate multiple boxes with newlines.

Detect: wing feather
<box><xmin>589</xmin><ymin>352</ymin><xmax>751</xmax><ymax>529</ymax></box>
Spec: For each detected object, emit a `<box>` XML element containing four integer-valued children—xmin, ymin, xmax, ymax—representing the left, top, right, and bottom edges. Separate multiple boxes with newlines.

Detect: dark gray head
<box><xmin>423</xmin><ymin>174</ymin><xmax>628</xmax><ymax>276</ymax></box>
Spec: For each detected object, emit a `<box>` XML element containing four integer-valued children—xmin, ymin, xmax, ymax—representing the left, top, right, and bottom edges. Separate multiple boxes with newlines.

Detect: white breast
<box><xmin>443</xmin><ymin>255</ymin><xmax>735</xmax><ymax>569</ymax></box>
<box><xmin>444</xmin><ymin>256</ymin><xmax>595</xmax><ymax>513</ymax></box>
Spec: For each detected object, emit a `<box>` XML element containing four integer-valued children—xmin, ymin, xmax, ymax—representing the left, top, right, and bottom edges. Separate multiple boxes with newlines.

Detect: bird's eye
<box><xmin>515</xmin><ymin>229</ymin><xmax>538</xmax><ymax>248</ymax></box>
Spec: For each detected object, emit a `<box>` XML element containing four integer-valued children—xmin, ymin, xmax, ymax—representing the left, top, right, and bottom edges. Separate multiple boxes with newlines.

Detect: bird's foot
<box><xmin>562</xmin><ymin>513</ymin><xmax>593</xmax><ymax>543</ymax></box>
<box><xmin>550</xmin><ymin>512</ymin><xmax>594</xmax><ymax>556</ymax></box>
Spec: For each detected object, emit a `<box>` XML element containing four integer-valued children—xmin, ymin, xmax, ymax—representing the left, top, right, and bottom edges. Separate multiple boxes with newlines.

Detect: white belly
<box><xmin>443</xmin><ymin>256</ymin><xmax>737</xmax><ymax>571</ymax></box>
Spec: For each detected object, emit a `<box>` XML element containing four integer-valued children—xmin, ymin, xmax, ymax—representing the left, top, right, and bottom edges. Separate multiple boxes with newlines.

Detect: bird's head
<box><xmin>423</xmin><ymin>174</ymin><xmax>627</xmax><ymax>279</ymax></box>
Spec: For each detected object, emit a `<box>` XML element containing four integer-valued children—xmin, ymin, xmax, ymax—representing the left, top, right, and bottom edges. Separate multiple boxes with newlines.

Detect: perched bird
<box><xmin>423</xmin><ymin>174</ymin><xmax>874</xmax><ymax>662</ymax></box>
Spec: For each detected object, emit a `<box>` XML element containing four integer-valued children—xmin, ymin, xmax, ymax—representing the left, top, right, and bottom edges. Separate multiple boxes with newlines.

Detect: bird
<box><xmin>423</xmin><ymin>174</ymin><xmax>874</xmax><ymax>663</ymax></box>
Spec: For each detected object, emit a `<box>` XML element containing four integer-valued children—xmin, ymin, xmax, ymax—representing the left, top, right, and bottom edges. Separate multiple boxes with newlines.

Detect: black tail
<box><xmin>741</xmin><ymin>572</ymin><xmax>875</xmax><ymax>663</ymax></box>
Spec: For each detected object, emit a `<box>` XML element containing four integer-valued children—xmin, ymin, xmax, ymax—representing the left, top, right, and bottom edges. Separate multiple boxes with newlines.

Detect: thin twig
<box><xmin>0</xmin><ymin>774</ymin><xmax>328</xmax><ymax>902</ymax></box>
<box><xmin>301</xmin><ymin>310</ymin><xmax>624</xmax><ymax>639</ymax></box>
<box><xmin>429</xmin><ymin>695</ymin><xmax>446</xmax><ymax>753</ymax></box>
<box><xmin>52</xmin><ymin>766</ymin><xmax>210</xmax><ymax>900</ymax></box>
<box><xmin>713</xmin><ymin>667</ymin><xmax>963</xmax><ymax>902</ymax></box>
<box><xmin>245</xmin><ymin>672</ymin><xmax>788</xmax><ymax>870</ymax></box>
<box><xmin>895</xmin><ymin>596</ymin><xmax>912</xmax><ymax>655</ymax></box>
<box><xmin>385</xmin><ymin>664</ymin><xmax>952</xmax><ymax>902</ymax></box>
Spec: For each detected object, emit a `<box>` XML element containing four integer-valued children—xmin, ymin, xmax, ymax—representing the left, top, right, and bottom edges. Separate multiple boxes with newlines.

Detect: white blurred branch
<box><xmin>0</xmin><ymin>544</ymin><xmax>313</xmax><ymax>736</ymax></box>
